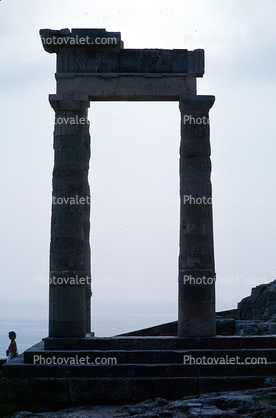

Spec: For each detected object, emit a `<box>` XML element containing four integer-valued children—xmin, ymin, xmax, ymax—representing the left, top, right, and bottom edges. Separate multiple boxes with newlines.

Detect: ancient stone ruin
<box><xmin>1</xmin><ymin>28</ymin><xmax>275</xmax><ymax>416</ymax></box>
<box><xmin>40</xmin><ymin>27</ymin><xmax>216</xmax><ymax>339</ymax></box>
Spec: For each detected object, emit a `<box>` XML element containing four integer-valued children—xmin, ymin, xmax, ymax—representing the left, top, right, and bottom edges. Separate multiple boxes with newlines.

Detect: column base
<box><xmin>178</xmin><ymin>302</ymin><xmax>216</xmax><ymax>337</ymax></box>
<box><xmin>49</xmin><ymin>320</ymin><xmax>86</xmax><ymax>338</ymax></box>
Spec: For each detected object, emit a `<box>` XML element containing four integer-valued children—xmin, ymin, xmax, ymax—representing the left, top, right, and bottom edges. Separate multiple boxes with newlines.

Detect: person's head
<box><xmin>8</xmin><ymin>331</ymin><xmax>16</xmax><ymax>340</ymax></box>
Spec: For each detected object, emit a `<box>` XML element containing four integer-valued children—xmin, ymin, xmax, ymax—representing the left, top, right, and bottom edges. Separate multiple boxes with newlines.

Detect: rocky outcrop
<box><xmin>7</xmin><ymin>386</ymin><xmax>276</xmax><ymax>418</ymax></box>
<box><xmin>213</xmin><ymin>279</ymin><xmax>276</xmax><ymax>336</ymax></box>
<box><xmin>238</xmin><ymin>279</ymin><xmax>276</xmax><ymax>321</ymax></box>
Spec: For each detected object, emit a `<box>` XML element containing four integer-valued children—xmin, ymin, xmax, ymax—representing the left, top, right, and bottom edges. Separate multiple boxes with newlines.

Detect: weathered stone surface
<box><xmin>48</xmin><ymin>94</ymin><xmax>91</xmax><ymax>338</ymax></box>
<box><xmin>238</xmin><ymin>279</ymin><xmax>276</xmax><ymax>321</ymax></box>
<box><xmin>216</xmin><ymin>317</ymin><xmax>236</xmax><ymax>335</ymax></box>
<box><xmin>235</xmin><ymin>320</ymin><xmax>276</xmax><ymax>335</ymax></box>
<box><xmin>4</xmin><ymin>387</ymin><xmax>276</xmax><ymax>418</ymax></box>
<box><xmin>178</xmin><ymin>95</ymin><xmax>215</xmax><ymax>337</ymax></box>
<box><xmin>56</xmin><ymin>74</ymin><xmax>197</xmax><ymax>101</ymax></box>
<box><xmin>40</xmin><ymin>28</ymin><xmax>204</xmax><ymax>76</ymax></box>
<box><xmin>41</xmin><ymin>29</ymin><xmax>216</xmax><ymax>341</ymax></box>
<box><xmin>40</xmin><ymin>29</ymin><xmax>204</xmax><ymax>99</ymax></box>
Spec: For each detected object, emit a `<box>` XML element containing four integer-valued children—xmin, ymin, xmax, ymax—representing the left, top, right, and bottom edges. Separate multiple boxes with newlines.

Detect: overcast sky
<box><xmin>1</xmin><ymin>0</ymin><xmax>276</xmax><ymax>336</ymax></box>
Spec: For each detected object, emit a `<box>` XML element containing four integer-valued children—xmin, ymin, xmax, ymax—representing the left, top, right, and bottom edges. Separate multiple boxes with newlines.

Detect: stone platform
<box><xmin>1</xmin><ymin>335</ymin><xmax>276</xmax><ymax>415</ymax></box>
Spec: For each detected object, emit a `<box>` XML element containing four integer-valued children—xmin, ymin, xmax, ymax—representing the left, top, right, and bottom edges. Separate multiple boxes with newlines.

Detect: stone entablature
<box><xmin>40</xmin><ymin>28</ymin><xmax>204</xmax><ymax>100</ymax></box>
<box><xmin>40</xmin><ymin>28</ymin><xmax>204</xmax><ymax>76</ymax></box>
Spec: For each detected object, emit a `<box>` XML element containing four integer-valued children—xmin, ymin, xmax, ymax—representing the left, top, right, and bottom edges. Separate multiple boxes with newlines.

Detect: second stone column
<box><xmin>178</xmin><ymin>94</ymin><xmax>216</xmax><ymax>337</ymax></box>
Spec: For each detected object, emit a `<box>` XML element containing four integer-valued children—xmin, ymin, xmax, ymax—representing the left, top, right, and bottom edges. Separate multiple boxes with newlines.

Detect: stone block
<box><xmin>30</xmin><ymin>377</ymin><xmax>69</xmax><ymax>403</ymax></box>
<box><xmin>69</xmin><ymin>377</ymin><xmax>132</xmax><ymax>402</ymax></box>
<box><xmin>216</xmin><ymin>318</ymin><xmax>236</xmax><ymax>335</ymax></box>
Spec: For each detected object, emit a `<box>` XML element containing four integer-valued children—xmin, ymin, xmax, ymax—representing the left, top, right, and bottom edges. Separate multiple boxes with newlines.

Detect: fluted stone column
<box><xmin>178</xmin><ymin>95</ymin><xmax>216</xmax><ymax>337</ymax></box>
<box><xmin>49</xmin><ymin>93</ymin><xmax>91</xmax><ymax>338</ymax></box>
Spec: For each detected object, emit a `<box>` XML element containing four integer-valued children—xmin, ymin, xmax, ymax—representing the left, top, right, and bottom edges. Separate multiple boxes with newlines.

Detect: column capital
<box><xmin>49</xmin><ymin>94</ymin><xmax>90</xmax><ymax>111</ymax></box>
<box><xmin>179</xmin><ymin>95</ymin><xmax>215</xmax><ymax>113</ymax></box>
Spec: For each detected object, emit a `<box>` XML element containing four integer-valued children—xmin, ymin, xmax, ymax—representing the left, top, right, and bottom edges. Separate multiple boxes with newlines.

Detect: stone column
<box><xmin>178</xmin><ymin>94</ymin><xmax>216</xmax><ymax>337</ymax></box>
<box><xmin>49</xmin><ymin>93</ymin><xmax>91</xmax><ymax>338</ymax></box>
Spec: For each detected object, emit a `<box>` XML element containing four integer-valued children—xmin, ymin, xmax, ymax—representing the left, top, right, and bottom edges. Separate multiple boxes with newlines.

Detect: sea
<box><xmin>0</xmin><ymin>299</ymin><xmax>177</xmax><ymax>358</ymax></box>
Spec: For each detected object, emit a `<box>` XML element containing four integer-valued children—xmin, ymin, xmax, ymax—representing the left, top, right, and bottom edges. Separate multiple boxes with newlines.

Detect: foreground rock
<box><xmin>6</xmin><ymin>386</ymin><xmax>276</xmax><ymax>418</ymax></box>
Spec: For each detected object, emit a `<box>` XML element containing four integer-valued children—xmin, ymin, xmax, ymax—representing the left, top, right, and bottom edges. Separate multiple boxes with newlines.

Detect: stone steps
<box><xmin>2</xmin><ymin>337</ymin><xmax>276</xmax><ymax>379</ymax></box>
<box><xmin>43</xmin><ymin>335</ymin><xmax>276</xmax><ymax>350</ymax></box>
<box><xmin>1</xmin><ymin>335</ymin><xmax>276</xmax><ymax>409</ymax></box>
<box><xmin>22</xmin><ymin>341</ymin><xmax>276</xmax><ymax>366</ymax></box>
<box><xmin>24</xmin><ymin>348</ymin><xmax>276</xmax><ymax>365</ymax></box>
<box><xmin>3</xmin><ymin>362</ymin><xmax>276</xmax><ymax>379</ymax></box>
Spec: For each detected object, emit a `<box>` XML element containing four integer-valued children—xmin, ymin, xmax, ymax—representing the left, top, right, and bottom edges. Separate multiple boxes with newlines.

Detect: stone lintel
<box><xmin>55</xmin><ymin>74</ymin><xmax>197</xmax><ymax>100</ymax></box>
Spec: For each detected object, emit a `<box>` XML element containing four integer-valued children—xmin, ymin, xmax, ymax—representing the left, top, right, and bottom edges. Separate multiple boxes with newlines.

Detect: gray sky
<box><xmin>1</xmin><ymin>0</ymin><xmax>276</xmax><ymax>333</ymax></box>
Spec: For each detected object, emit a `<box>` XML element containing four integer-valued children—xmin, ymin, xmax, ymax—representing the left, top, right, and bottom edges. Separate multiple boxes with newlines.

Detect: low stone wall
<box><xmin>118</xmin><ymin>321</ymin><xmax>178</xmax><ymax>337</ymax></box>
<box><xmin>217</xmin><ymin>309</ymin><xmax>238</xmax><ymax>320</ymax></box>
<box><xmin>119</xmin><ymin>309</ymin><xmax>239</xmax><ymax>337</ymax></box>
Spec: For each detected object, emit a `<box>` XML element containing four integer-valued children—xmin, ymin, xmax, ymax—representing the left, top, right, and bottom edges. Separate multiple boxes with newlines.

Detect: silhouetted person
<box><xmin>6</xmin><ymin>331</ymin><xmax>18</xmax><ymax>362</ymax></box>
